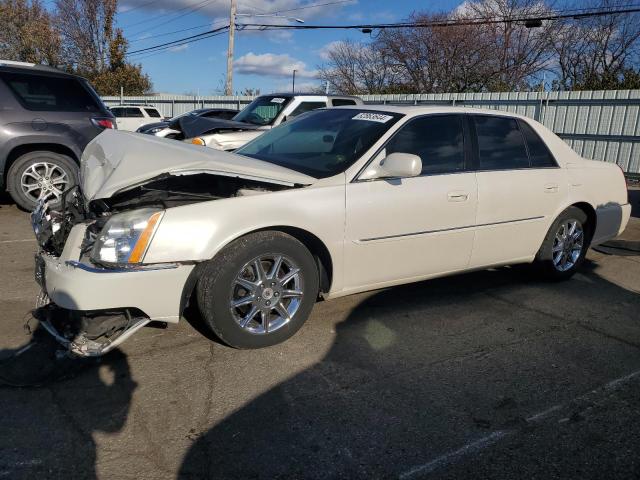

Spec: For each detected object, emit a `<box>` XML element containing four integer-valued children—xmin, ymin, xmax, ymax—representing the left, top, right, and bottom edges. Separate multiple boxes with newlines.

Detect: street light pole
<box><xmin>225</xmin><ymin>0</ymin><xmax>237</xmax><ymax>96</ymax></box>
<box><xmin>292</xmin><ymin>69</ymin><xmax>297</xmax><ymax>93</ymax></box>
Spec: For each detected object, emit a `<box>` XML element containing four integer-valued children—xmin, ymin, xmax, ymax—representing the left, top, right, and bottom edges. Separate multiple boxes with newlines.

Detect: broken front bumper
<box><xmin>34</xmin><ymin>222</ymin><xmax>195</xmax><ymax>356</ymax></box>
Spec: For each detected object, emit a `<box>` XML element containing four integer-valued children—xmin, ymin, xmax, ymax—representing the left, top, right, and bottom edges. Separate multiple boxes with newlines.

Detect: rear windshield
<box><xmin>0</xmin><ymin>71</ymin><xmax>102</xmax><ymax>112</ymax></box>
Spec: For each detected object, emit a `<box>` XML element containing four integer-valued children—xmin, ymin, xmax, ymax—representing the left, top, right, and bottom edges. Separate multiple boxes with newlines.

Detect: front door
<box><xmin>344</xmin><ymin>114</ymin><xmax>478</xmax><ymax>290</ymax></box>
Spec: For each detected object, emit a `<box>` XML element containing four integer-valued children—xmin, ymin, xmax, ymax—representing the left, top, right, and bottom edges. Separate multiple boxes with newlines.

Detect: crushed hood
<box><xmin>173</xmin><ymin>115</ymin><xmax>261</xmax><ymax>139</ymax></box>
<box><xmin>80</xmin><ymin>130</ymin><xmax>316</xmax><ymax>200</ymax></box>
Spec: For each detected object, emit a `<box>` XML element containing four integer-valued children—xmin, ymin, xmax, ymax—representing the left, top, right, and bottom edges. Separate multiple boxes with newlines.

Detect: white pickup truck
<box><xmin>184</xmin><ymin>93</ymin><xmax>363</xmax><ymax>151</ymax></box>
<box><xmin>109</xmin><ymin>104</ymin><xmax>165</xmax><ymax>131</ymax></box>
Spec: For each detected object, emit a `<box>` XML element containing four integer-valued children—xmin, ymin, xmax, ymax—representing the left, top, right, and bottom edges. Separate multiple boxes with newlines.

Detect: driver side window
<box><xmin>288</xmin><ymin>101</ymin><xmax>327</xmax><ymax>119</ymax></box>
<box><xmin>386</xmin><ymin>115</ymin><xmax>465</xmax><ymax>176</ymax></box>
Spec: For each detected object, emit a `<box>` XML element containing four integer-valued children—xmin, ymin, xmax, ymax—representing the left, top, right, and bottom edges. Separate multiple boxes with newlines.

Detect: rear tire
<box><xmin>534</xmin><ymin>206</ymin><xmax>590</xmax><ymax>280</ymax></box>
<box><xmin>6</xmin><ymin>151</ymin><xmax>78</xmax><ymax>211</ymax></box>
<box><xmin>196</xmin><ymin>231</ymin><xmax>319</xmax><ymax>349</ymax></box>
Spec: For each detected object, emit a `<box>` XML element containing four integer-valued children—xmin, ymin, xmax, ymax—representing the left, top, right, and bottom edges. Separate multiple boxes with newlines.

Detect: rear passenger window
<box><xmin>474</xmin><ymin>116</ymin><xmax>529</xmax><ymax>170</ymax></box>
<box><xmin>386</xmin><ymin>115</ymin><xmax>465</xmax><ymax>175</ymax></box>
<box><xmin>332</xmin><ymin>99</ymin><xmax>357</xmax><ymax>106</ymax></box>
<box><xmin>144</xmin><ymin>108</ymin><xmax>162</xmax><ymax>118</ymax></box>
<box><xmin>124</xmin><ymin>107</ymin><xmax>144</xmax><ymax>117</ymax></box>
<box><xmin>110</xmin><ymin>108</ymin><xmax>123</xmax><ymax>117</ymax></box>
<box><xmin>0</xmin><ymin>72</ymin><xmax>101</xmax><ymax>112</ymax></box>
<box><xmin>519</xmin><ymin>120</ymin><xmax>557</xmax><ymax>168</ymax></box>
<box><xmin>289</xmin><ymin>102</ymin><xmax>326</xmax><ymax>118</ymax></box>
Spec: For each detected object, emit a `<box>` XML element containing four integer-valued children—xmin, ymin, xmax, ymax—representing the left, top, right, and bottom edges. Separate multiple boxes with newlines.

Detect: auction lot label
<box><xmin>352</xmin><ymin>112</ymin><xmax>394</xmax><ymax>123</ymax></box>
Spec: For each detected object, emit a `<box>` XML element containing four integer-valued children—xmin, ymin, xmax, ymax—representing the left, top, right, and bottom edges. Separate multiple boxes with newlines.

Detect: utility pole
<box><xmin>292</xmin><ymin>69</ymin><xmax>297</xmax><ymax>93</ymax></box>
<box><xmin>225</xmin><ymin>0</ymin><xmax>237</xmax><ymax>96</ymax></box>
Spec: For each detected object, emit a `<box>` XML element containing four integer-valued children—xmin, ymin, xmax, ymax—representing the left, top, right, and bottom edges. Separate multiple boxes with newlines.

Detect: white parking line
<box><xmin>399</xmin><ymin>430</ymin><xmax>512</xmax><ymax>479</ymax></box>
<box><xmin>400</xmin><ymin>368</ymin><xmax>640</xmax><ymax>479</ymax></box>
<box><xmin>0</xmin><ymin>239</ymin><xmax>34</xmax><ymax>244</ymax></box>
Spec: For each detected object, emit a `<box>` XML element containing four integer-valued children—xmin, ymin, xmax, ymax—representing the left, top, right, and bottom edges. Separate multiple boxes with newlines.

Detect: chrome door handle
<box><xmin>544</xmin><ymin>183</ymin><xmax>559</xmax><ymax>193</ymax></box>
<box><xmin>447</xmin><ymin>192</ymin><xmax>469</xmax><ymax>202</ymax></box>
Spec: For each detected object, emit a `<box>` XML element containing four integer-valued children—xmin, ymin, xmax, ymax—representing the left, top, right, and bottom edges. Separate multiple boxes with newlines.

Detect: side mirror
<box><xmin>361</xmin><ymin>152</ymin><xmax>422</xmax><ymax>180</ymax></box>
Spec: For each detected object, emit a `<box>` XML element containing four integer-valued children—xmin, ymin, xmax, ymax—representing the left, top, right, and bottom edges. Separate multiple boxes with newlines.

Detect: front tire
<box><xmin>6</xmin><ymin>151</ymin><xmax>78</xmax><ymax>211</ymax></box>
<box><xmin>196</xmin><ymin>231</ymin><xmax>319</xmax><ymax>349</ymax></box>
<box><xmin>534</xmin><ymin>206</ymin><xmax>590</xmax><ymax>280</ymax></box>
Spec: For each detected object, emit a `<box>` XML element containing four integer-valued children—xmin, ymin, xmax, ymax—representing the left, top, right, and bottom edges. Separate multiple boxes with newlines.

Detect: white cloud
<box><xmin>234</xmin><ymin>52</ymin><xmax>317</xmax><ymax>78</ymax></box>
<box><xmin>318</xmin><ymin>40</ymin><xmax>343</xmax><ymax>60</ymax></box>
<box><xmin>120</xmin><ymin>0</ymin><xmax>357</xmax><ymax>23</ymax></box>
<box><xmin>168</xmin><ymin>43</ymin><xmax>190</xmax><ymax>52</ymax></box>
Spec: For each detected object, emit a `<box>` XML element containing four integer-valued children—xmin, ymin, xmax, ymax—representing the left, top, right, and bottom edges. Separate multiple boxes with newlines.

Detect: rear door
<box><xmin>344</xmin><ymin>114</ymin><xmax>478</xmax><ymax>290</ymax></box>
<box><xmin>469</xmin><ymin>115</ymin><xmax>567</xmax><ymax>267</ymax></box>
<box><xmin>277</xmin><ymin>97</ymin><xmax>328</xmax><ymax>125</ymax></box>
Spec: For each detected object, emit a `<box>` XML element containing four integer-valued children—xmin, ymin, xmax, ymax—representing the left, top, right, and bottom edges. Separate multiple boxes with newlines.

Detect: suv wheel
<box><xmin>7</xmin><ymin>151</ymin><xmax>78</xmax><ymax>211</ymax></box>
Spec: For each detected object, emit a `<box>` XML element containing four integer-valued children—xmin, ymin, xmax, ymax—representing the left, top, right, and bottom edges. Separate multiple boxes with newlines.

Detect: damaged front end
<box><xmin>31</xmin><ymin>174</ymin><xmax>301</xmax><ymax>357</ymax></box>
<box><xmin>31</xmin><ymin>191</ymin><xmax>153</xmax><ymax>357</ymax></box>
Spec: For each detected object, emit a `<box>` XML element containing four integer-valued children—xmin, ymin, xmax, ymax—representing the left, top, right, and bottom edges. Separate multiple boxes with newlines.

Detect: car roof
<box><xmin>263</xmin><ymin>93</ymin><xmax>361</xmax><ymax>99</ymax></box>
<box><xmin>0</xmin><ymin>60</ymin><xmax>84</xmax><ymax>79</ymax></box>
<box><xmin>111</xmin><ymin>104</ymin><xmax>160</xmax><ymax>108</ymax></box>
<box><xmin>333</xmin><ymin>104</ymin><xmax>529</xmax><ymax>120</ymax></box>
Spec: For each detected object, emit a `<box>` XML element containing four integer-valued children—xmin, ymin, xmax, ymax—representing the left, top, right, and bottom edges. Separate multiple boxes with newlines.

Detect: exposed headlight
<box><xmin>91</xmin><ymin>209</ymin><xmax>164</xmax><ymax>265</ymax></box>
<box><xmin>148</xmin><ymin>127</ymin><xmax>164</xmax><ymax>134</ymax></box>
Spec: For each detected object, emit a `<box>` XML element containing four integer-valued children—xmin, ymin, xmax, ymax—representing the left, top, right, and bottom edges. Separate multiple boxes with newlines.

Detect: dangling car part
<box><xmin>31</xmin><ymin>107</ymin><xmax>631</xmax><ymax>356</ymax></box>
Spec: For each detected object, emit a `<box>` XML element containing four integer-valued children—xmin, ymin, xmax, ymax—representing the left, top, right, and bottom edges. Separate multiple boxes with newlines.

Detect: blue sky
<box><xmin>108</xmin><ymin>0</ymin><xmax>464</xmax><ymax>95</ymax></box>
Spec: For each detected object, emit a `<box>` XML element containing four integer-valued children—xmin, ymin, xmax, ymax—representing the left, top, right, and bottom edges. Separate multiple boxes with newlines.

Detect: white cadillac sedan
<box><xmin>32</xmin><ymin>106</ymin><xmax>630</xmax><ymax>356</ymax></box>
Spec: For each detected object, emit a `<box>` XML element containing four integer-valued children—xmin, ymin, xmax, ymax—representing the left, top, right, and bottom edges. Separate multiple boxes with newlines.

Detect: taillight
<box><xmin>92</xmin><ymin>118</ymin><xmax>116</xmax><ymax>129</ymax></box>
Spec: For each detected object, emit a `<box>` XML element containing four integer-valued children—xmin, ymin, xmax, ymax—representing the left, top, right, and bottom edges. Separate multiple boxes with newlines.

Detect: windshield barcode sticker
<box><xmin>352</xmin><ymin>112</ymin><xmax>394</xmax><ymax>123</ymax></box>
<box><xmin>271</xmin><ymin>98</ymin><xmax>286</xmax><ymax>104</ymax></box>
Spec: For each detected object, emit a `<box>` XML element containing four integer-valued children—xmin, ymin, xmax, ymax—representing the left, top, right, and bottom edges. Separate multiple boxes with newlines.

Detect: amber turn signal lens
<box><xmin>128</xmin><ymin>212</ymin><xmax>163</xmax><ymax>263</ymax></box>
<box><xmin>191</xmin><ymin>137</ymin><xmax>206</xmax><ymax>146</ymax></box>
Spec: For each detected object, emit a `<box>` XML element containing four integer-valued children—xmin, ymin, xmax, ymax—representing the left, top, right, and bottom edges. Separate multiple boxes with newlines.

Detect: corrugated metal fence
<box><xmin>102</xmin><ymin>90</ymin><xmax>640</xmax><ymax>174</ymax></box>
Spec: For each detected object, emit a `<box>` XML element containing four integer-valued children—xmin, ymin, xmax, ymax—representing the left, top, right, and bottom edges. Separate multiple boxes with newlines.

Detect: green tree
<box><xmin>55</xmin><ymin>0</ymin><xmax>151</xmax><ymax>95</ymax></box>
<box><xmin>0</xmin><ymin>0</ymin><xmax>60</xmax><ymax>65</ymax></box>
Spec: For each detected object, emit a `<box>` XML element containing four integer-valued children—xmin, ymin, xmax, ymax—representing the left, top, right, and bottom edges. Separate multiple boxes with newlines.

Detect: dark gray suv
<box><xmin>0</xmin><ymin>61</ymin><xmax>115</xmax><ymax>210</ymax></box>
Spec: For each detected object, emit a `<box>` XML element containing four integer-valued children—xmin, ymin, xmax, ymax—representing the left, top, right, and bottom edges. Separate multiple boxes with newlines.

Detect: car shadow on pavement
<box><xmin>0</xmin><ymin>324</ymin><xmax>136</xmax><ymax>479</ymax></box>
<box><xmin>177</xmin><ymin>262</ymin><xmax>640</xmax><ymax>480</ymax></box>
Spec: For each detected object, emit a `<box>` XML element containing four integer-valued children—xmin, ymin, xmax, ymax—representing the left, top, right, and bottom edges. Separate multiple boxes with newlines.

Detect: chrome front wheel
<box><xmin>230</xmin><ymin>254</ymin><xmax>304</xmax><ymax>335</ymax></box>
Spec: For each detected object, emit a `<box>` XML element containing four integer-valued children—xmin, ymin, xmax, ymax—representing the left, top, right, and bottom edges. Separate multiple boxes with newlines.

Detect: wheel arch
<box><xmin>569</xmin><ymin>201</ymin><xmax>597</xmax><ymax>241</ymax></box>
<box><xmin>253</xmin><ymin>225</ymin><xmax>334</xmax><ymax>296</ymax></box>
<box><xmin>4</xmin><ymin>143</ymin><xmax>79</xmax><ymax>186</ymax></box>
<box><xmin>178</xmin><ymin>225</ymin><xmax>335</xmax><ymax>318</ymax></box>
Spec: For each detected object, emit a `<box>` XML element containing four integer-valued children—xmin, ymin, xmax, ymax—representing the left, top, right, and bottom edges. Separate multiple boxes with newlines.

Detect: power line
<box><xmin>123</xmin><ymin>0</ymin><xmax>218</xmax><ymax>30</ymax></box>
<box><xmin>129</xmin><ymin>20</ymin><xmax>226</xmax><ymax>43</ymax></box>
<box><xmin>127</xmin><ymin>4</ymin><xmax>640</xmax><ymax>59</ymax></box>
<box><xmin>131</xmin><ymin>31</ymin><xmax>228</xmax><ymax>60</ymax></box>
<box><xmin>118</xmin><ymin>0</ymin><xmax>158</xmax><ymax>16</ymax></box>
<box><xmin>265</xmin><ymin>0</ymin><xmax>356</xmax><ymax>15</ymax></box>
<box><xmin>236</xmin><ymin>5</ymin><xmax>640</xmax><ymax>31</ymax></box>
<box><xmin>128</xmin><ymin>25</ymin><xmax>229</xmax><ymax>56</ymax></box>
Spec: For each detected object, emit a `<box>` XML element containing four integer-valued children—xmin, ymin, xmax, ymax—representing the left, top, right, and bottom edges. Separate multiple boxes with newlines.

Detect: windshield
<box><xmin>236</xmin><ymin>109</ymin><xmax>403</xmax><ymax>178</ymax></box>
<box><xmin>233</xmin><ymin>96</ymin><xmax>292</xmax><ymax>126</ymax></box>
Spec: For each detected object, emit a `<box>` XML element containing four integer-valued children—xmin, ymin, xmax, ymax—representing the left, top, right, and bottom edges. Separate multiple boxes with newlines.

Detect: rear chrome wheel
<box><xmin>535</xmin><ymin>206</ymin><xmax>590</xmax><ymax>280</ymax></box>
<box><xmin>230</xmin><ymin>254</ymin><xmax>304</xmax><ymax>335</ymax></box>
<box><xmin>552</xmin><ymin>219</ymin><xmax>585</xmax><ymax>272</ymax></box>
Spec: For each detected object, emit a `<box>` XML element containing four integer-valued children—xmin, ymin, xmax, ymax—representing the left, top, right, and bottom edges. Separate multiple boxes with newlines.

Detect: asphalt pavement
<box><xmin>0</xmin><ymin>189</ymin><xmax>639</xmax><ymax>479</ymax></box>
